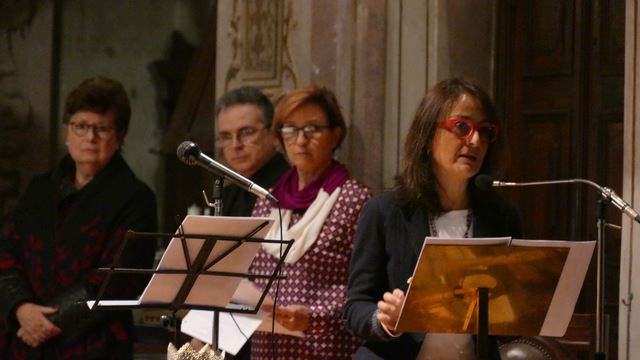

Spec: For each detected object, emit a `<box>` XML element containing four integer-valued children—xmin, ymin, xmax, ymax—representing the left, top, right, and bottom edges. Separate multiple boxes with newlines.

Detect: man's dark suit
<box><xmin>222</xmin><ymin>152</ymin><xmax>288</xmax><ymax>360</ymax></box>
<box><xmin>221</xmin><ymin>152</ymin><xmax>289</xmax><ymax>217</ymax></box>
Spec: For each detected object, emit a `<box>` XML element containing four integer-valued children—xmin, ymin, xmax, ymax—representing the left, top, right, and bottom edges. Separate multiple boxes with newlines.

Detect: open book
<box><xmin>394</xmin><ymin>237</ymin><xmax>595</xmax><ymax>337</ymax></box>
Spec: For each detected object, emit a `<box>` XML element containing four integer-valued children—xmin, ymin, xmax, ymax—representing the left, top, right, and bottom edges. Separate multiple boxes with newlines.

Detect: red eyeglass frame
<box><xmin>437</xmin><ymin>117</ymin><xmax>500</xmax><ymax>143</ymax></box>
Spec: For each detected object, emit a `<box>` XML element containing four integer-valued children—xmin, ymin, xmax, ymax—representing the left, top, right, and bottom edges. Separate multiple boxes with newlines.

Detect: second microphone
<box><xmin>176</xmin><ymin>141</ymin><xmax>279</xmax><ymax>204</ymax></box>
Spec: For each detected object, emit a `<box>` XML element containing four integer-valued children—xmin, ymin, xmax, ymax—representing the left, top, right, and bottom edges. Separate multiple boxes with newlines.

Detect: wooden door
<box><xmin>496</xmin><ymin>0</ymin><xmax>625</xmax><ymax>358</ymax></box>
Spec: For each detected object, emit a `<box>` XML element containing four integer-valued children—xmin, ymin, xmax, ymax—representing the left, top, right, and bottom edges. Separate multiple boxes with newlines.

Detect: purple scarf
<box><xmin>270</xmin><ymin>160</ymin><xmax>350</xmax><ymax>210</ymax></box>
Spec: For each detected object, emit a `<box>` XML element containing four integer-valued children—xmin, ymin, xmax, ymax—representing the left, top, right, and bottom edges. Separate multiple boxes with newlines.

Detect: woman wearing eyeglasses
<box><xmin>0</xmin><ymin>77</ymin><xmax>157</xmax><ymax>359</ymax></box>
<box><xmin>247</xmin><ymin>85</ymin><xmax>372</xmax><ymax>359</ymax></box>
<box><xmin>344</xmin><ymin>78</ymin><xmax>523</xmax><ymax>359</ymax></box>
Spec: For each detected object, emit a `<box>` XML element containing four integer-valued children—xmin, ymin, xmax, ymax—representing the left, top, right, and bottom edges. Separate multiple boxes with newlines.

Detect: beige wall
<box><xmin>216</xmin><ymin>0</ymin><xmax>387</xmax><ymax>191</ymax></box>
<box><xmin>215</xmin><ymin>0</ymin><xmax>496</xmax><ymax>193</ymax></box>
<box><xmin>384</xmin><ymin>0</ymin><xmax>428</xmax><ymax>189</ymax></box>
<box><xmin>0</xmin><ymin>1</ymin><xmax>54</xmax><ymax>216</ymax></box>
<box><xmin>619</xmin><ymin>1</ymin><xmax>640</xmax><ymax>358</ymax></box>
<box><xmin>384</xmin><ymin>0</ymin><xmax>496</xmax><ymax>189</ymax></box>
<box><xmin>1</xmin><ymin>0</ymin><xmax>496</xmax><ymax>215</ymax></box>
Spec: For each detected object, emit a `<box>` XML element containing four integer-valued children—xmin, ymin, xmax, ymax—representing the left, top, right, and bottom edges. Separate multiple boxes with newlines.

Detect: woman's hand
<box><xmin>15</xmin><ymin>303</ymin><xmax>62</xmax><ymax>348</ymax></box>
<box><xmin>376</xmin><ymin>288</ymin><xmax>405</xmax><ymax>335</ymax></box>
<box><xmin>262</xmin><ymin>304</ymin><xmax>310</xmax><ymax>331</ymax></box>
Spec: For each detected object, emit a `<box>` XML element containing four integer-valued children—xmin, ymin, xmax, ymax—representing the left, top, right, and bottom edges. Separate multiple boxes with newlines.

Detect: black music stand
<box><xmin>88</xmin><ymin>215</ymin><xmax>293</xmax><ymax>353</ymax></box>
<box><xmin>395</xmin><ymin>238</ymin><xmax>595</xmax><ymax>360</ymax></box>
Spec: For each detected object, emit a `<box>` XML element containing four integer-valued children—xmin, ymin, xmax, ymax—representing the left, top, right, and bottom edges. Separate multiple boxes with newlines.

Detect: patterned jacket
<box><xmin>249</xmin><ymin>178</ymin><xmax>372</xmax><ymax>359</ymax></box>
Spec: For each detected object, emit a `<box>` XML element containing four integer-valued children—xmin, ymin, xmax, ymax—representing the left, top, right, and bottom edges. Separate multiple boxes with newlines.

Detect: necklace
<box><xmin>428</xmin><ymin>209</ymin><xmax>473</xmax><ymax>238</ymax></box>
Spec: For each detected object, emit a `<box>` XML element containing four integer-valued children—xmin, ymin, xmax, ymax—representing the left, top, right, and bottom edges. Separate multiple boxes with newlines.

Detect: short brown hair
<box><xmin>395</xmin><ymin>77</ymin><xmax>503</xmax><ymax>213</ymax></box>
<box><xmin>63</xmin><ymin>77</ymin><xmax>131</xmax><ymax>136</ymax></box>
<box><xmin>272</xmin><ymin>85</ymin><xmax>346</xmax><ymax>150</ymax></box>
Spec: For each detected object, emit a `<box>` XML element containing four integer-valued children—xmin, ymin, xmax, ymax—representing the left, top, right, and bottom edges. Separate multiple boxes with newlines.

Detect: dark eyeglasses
<box><xmin>437</xmin><ymin>118</ymin><xmax>500</xmax><ymax>143</ymax></box>
<box><xmin>279</xmin><ymin>124</ymin><xmax>332</xmax><ymax>142</ymax></box>
<box><xmin>67</xmin><ymin>122</ymin><xmax>114</xmax><ymax>138</ymax></box>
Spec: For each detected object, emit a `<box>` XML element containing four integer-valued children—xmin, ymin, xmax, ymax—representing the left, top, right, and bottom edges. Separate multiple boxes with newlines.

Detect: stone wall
<box><xmin>2</xmin><ymin>0</ymin><xmax>497</xmax><ymax>218</ymax></box>
<box><xmin>58</xmin><ymin>0</ymin><xmax>214</xmax><ymax>220</ymax></box>
<box><xmin>214</xmin><ymin>0</ymin><xmax>495</xmax><ymax>193</ymax></box>
<box><xmin>0</xmin><ymin>0</ymin><xmax>54</xmax><ymax>222</ymax></box>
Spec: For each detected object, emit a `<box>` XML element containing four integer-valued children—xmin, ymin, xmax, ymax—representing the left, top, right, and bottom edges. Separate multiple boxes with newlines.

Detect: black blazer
<box><xmin>221</xmin><ymin>152</ymin><xmax>289</xmax><ymax>217</ymax></box>
<box><xmin>344</xmin><ymin>190</ymin><xmax>523</xmax><ymax>359</ymax></box>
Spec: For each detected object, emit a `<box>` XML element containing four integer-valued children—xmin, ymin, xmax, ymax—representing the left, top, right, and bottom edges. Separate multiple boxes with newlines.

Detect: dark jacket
<box><xmin>344</xmin><ymin>190</ymin><xmax>523</xmax><ymax>359</ymax></box>
<box><xmin>219</xmin><ymin>152</ymin><xmax>289</xmax><ymax>360</ymax></box>
<box><xmin>0</xmin><ymin>154</ymin><xmax>157</xmax><ymax>359</ymax></box>
<box><xmin>221</xmin><ymin>152</ymin><xmax>289</xmax><ymax>217</ymax></box>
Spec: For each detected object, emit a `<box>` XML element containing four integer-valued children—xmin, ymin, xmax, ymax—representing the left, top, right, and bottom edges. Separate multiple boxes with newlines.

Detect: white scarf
<box><xmin>262</xmin><ymin>186</ymin><xmax>342</xmax><ymax>263</ymax></box>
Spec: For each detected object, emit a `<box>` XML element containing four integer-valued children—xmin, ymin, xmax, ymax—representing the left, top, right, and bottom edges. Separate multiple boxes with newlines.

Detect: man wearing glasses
<box><xmin>211</xmin><ymin>86</ymin><xmax>289</xmax><ymax>359</ymax></box>
<box><xmin>214</xmin><ymin>86</ymin><xmax>289</xmax><ymax>217</ymax></box>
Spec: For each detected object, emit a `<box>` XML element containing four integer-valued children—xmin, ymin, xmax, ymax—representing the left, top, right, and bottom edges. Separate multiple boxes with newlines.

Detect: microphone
<box><xmin>176</xmin><ymin>141</ymin><xmax>279</xmax><ymax>204</ymax></box>
<box><xmin>475</xmin><ymin>174</ymin><xmax>524</xmax><ymax>189</ymax></box>
<box><xmin>474</xmin><ymin>174</ymin><xmax>640</xmax><ymax>224</ymax></box>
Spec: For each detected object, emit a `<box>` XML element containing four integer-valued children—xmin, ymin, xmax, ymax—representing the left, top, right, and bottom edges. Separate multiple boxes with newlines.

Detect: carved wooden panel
<box><xmin>513</xmin><ymin>113</ymin><xmax>572</xmax><ymax>240</ymax></box>
<box><xmin>522</xmin><ymin>78</ymin><xmax>573</xmax><ymax>111</ymax></box>
<box><xmin>498</xmin><ymin>0</ymin><xmax>625</xmax><ymax>357</ymax></box>
<box><xmin>599</xmin><ymin>0</ymin><xmax>625</xmax><ymax>75</ymax></box>
<box><xmin>523</xmin><ymin>0</ymin><xmax>574</xmax><ymax>76</ymax></box>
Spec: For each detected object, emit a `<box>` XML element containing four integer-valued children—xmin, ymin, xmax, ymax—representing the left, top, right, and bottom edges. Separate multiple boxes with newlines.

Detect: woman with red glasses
<box><xmin>345</xmin><ymin>78</ymin><xmax>522</xmax><ymax>359</ymax></box>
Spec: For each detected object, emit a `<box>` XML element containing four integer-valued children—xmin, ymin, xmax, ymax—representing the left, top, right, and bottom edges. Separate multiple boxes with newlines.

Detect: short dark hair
<box><xmin>272</xmin><ymin>85</ymin><xmax>346</xmax><ymax>151</ymax></box>
<box><xmin>63</xmin><ymin>77</ymin><xmax>131</xmax><ymax>136</ymax></box>
<box><xmin>214</xmin><ymin>86</ymin><xmax>274</xmax><ymax>128</ymax></box>
<box><xmin>395</xmin><ymin>77</ymin><xmax>503</xmax><ymax>214</ymax></box>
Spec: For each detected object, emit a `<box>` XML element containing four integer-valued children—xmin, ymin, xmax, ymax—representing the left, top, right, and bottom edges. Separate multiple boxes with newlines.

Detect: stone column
<box><xmin>619</xmin><ymin>1</ymin><xmax>640</xmax><ymax>358</ymax></box>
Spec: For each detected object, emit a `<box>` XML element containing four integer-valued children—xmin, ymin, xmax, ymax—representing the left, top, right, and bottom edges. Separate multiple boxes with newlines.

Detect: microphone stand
<box><xmin>202</xmin><ymin>176</ymin><xmax>224</xmax><ymax>217</ymax></box>
<box><xmin>595</xmin><ymin>198</ymin><xmax>606</xmax><ymax>360</ymax></box>
<box><xmin>202</xmin><ymin>175</ymin><xmax>224</xmax><ymax>353</ymax></box>
<box><xmin>492</xmin><ymin>178</ymin><xmax>640</xmax><ymax>360</ymax></box>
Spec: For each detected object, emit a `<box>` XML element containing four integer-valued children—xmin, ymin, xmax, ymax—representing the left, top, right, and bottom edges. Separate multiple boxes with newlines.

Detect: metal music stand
<box><xmin>395</xmin><ymin>238</ymin><xmax>595</xmax><ymax>360</ymax></box>
<box><xmin>88</xmin><ymin>215</ymin><xmax>293</xmax><ymax>353</ymax></box>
